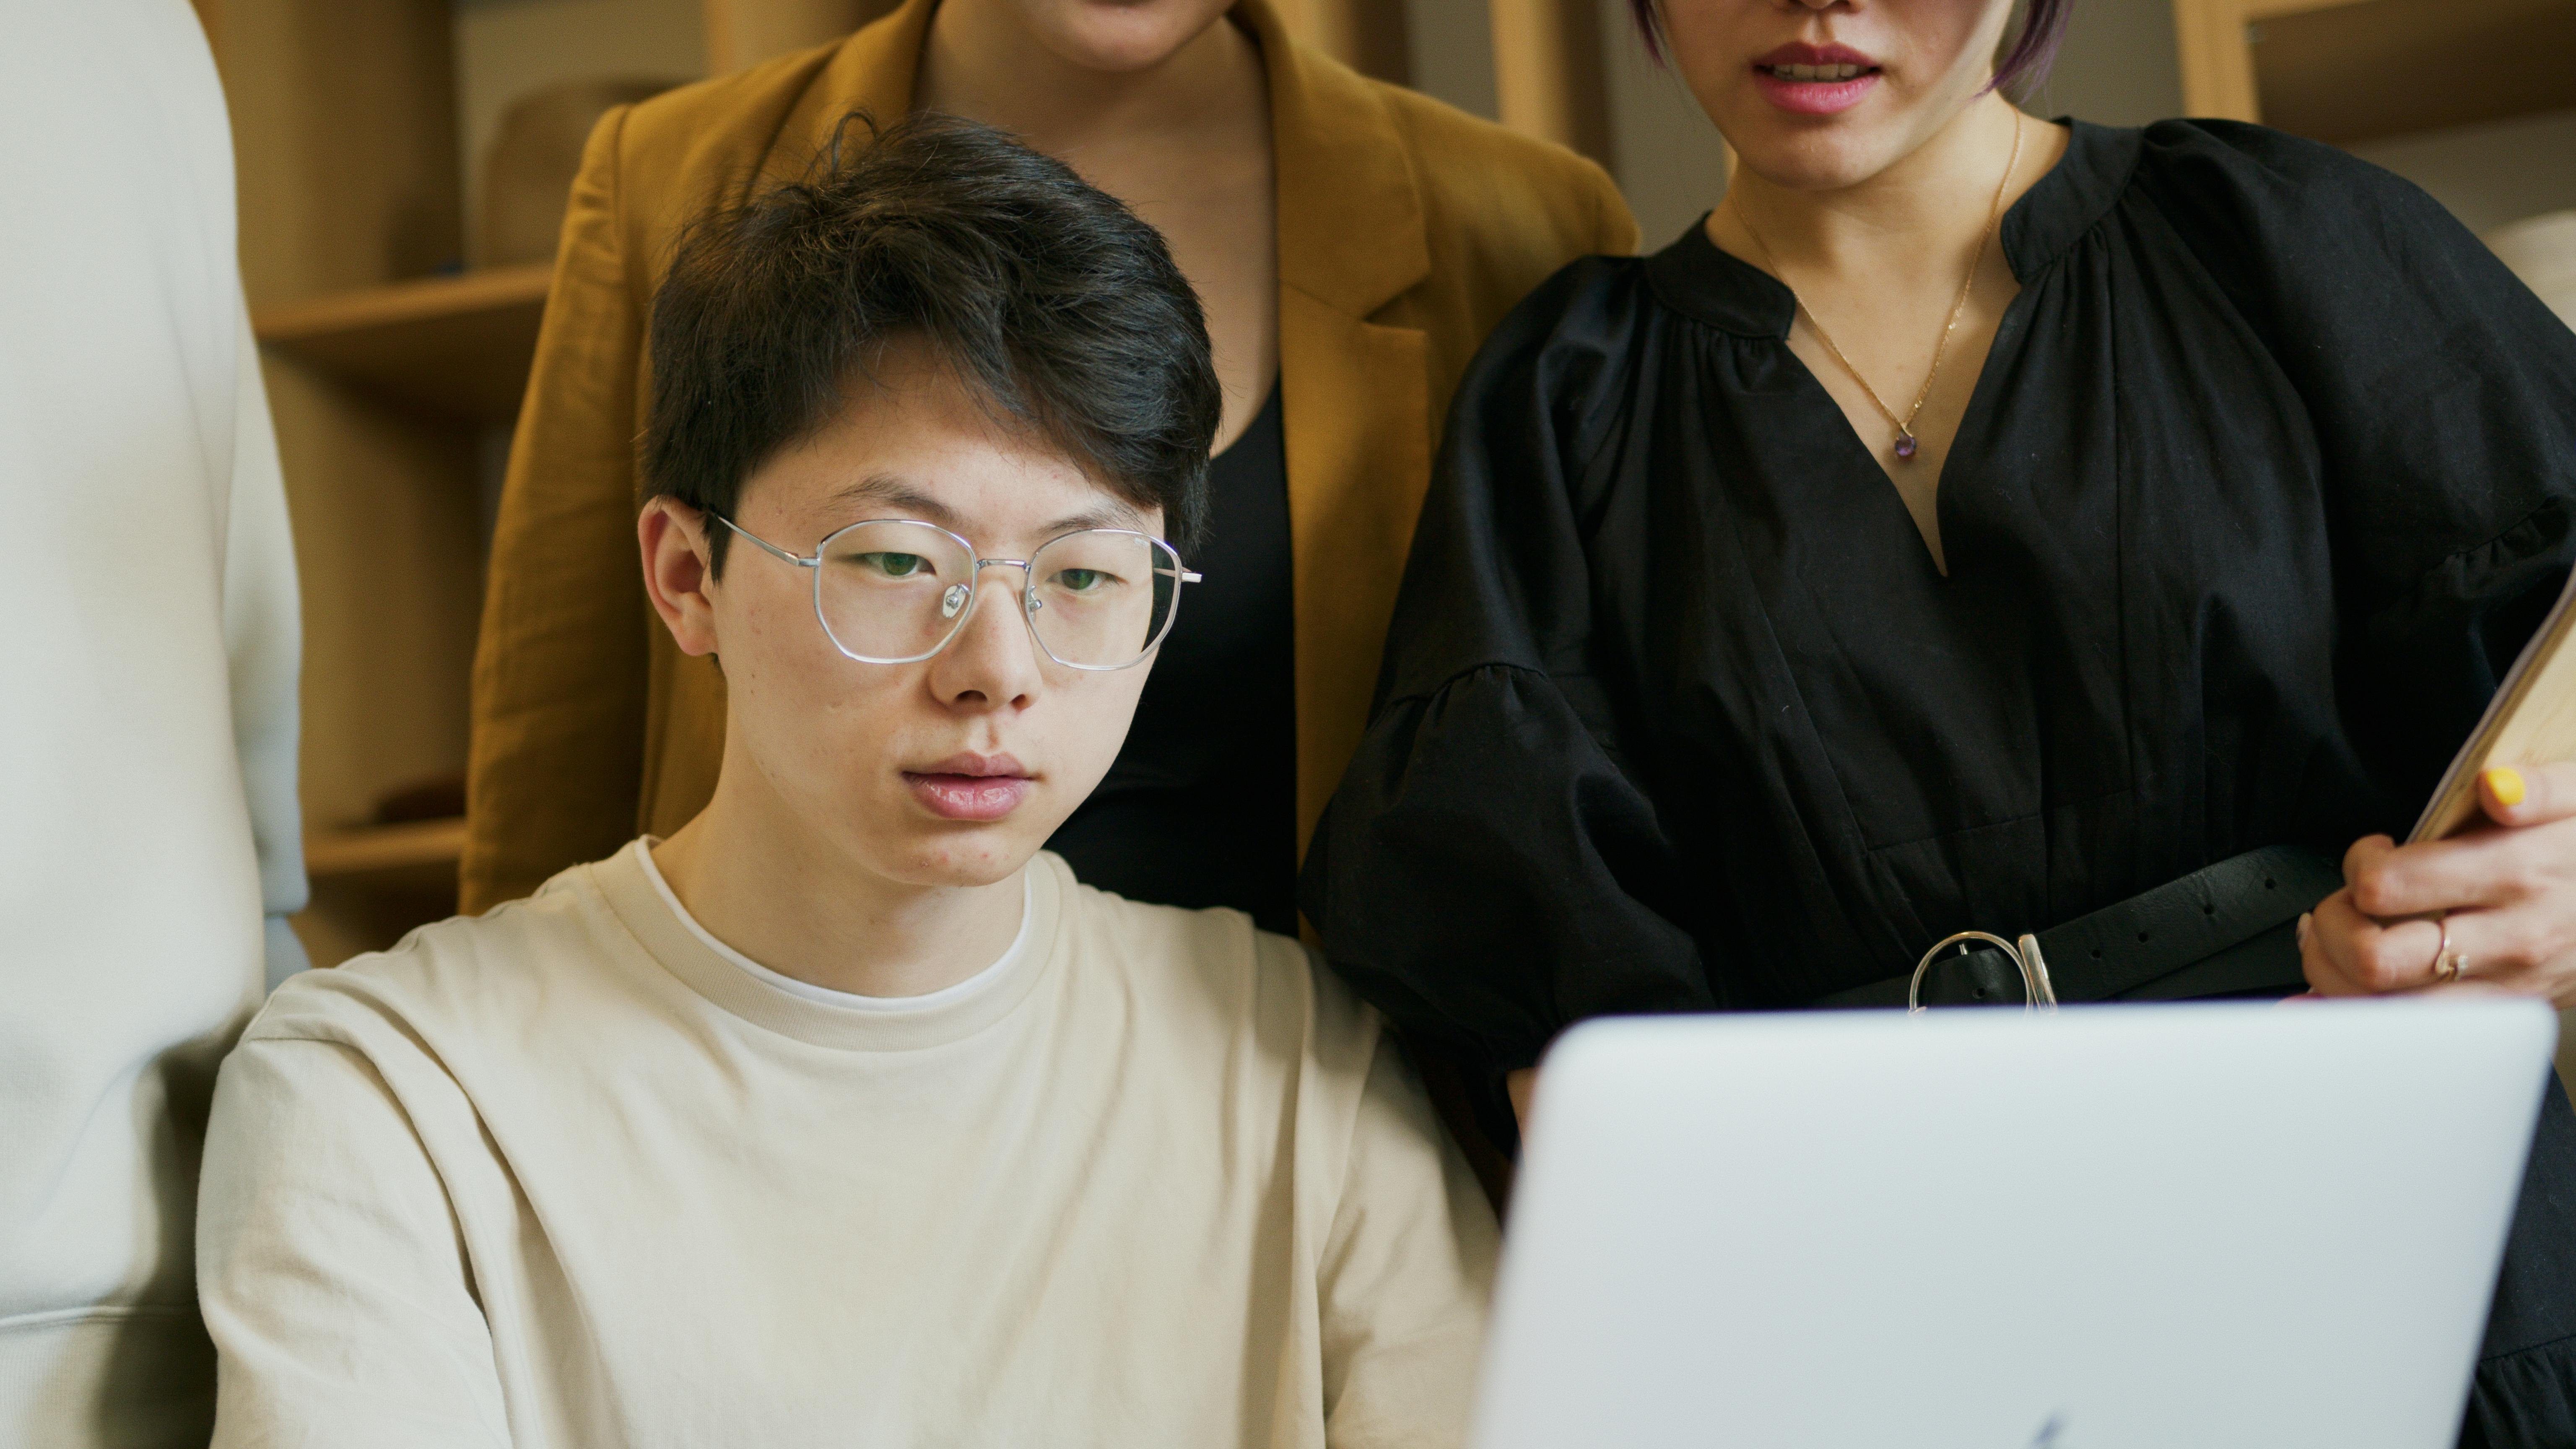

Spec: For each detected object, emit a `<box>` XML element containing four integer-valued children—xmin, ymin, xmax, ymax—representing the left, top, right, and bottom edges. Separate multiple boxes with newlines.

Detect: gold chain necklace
<box><xmin>1733</xmin><ymin>111</ymin><xmax>2024</xmax><ymax>463</ymax></box>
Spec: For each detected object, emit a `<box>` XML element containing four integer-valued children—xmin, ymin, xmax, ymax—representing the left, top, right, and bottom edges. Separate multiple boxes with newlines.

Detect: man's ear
<box><xmin>639</xmin><ymin>499</ymin><xmax>721</xmax><ymax>658</ymax></box>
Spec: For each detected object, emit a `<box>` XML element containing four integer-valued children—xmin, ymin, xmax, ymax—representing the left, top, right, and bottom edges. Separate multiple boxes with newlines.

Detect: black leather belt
<box><xmin>1814</xmin><ymin>845</ymin><xmax>2347</xmax><ymax>1010</ymax></box>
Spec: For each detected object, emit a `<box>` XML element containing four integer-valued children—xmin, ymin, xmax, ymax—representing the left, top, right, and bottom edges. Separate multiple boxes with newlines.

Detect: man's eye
<box><xmin>855</xmin><ymin>552</ymin><xmax>930</xmax><ymax>578</ymax></box>
<box><xmin>1053</xmin><ymin>568</ymin><xmax>1114</xmax><ymax>593</ymax></box>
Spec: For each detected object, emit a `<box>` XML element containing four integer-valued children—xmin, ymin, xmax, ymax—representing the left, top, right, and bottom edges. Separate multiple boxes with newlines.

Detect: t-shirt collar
<box><xmin>586</xmin><ymin>840</ymin><xmax>1067</xmax><ymax>1052</ymax></box>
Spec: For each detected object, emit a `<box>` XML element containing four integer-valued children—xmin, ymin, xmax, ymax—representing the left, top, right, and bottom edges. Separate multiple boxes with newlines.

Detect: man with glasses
<box><xmin>192</xmin><ymin>115</ymin><xmax>1496</xmax><ymax>1446</ymax></box>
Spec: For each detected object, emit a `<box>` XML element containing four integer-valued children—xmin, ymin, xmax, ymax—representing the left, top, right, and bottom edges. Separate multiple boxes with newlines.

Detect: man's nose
<box><xmin>927</xmin><ymin>564</ymin><xmax>1043</xmax><ymax>709</ymax></box>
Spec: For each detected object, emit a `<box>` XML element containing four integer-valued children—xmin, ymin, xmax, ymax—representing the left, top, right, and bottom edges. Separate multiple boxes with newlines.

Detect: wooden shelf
<box><xmin>254</xmin><ymin>265</ymin><xmax>551</xmax><ymax>423</ymax></box>
<box><xmin>2254</xmin><ymin>0</ymin><xmax>2576</xmax><ymax>146</ymax></box>
<box><xmin>306</xmin><ymin>817</ymin><xmax>467</xmax><ymax>880</ymax></box>
<box><xmin>2182</xmin><ymin>0</ymin><xmax>2576</xmax><ymax>145</ymax></box>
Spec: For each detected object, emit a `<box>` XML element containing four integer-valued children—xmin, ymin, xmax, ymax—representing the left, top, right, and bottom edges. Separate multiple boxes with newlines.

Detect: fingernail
<box><xmin>2486</xmin><ymin>766</ymin><xmax>2527</xmax><ymax>808</ymax></box>
<box><xmin>2296</xmin><ymin>911</ymin><xmax>2311</xmax><ymax>948</ymax></box>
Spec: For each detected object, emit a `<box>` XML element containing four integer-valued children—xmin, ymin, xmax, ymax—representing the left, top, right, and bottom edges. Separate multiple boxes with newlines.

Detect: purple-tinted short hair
<box><xmin>1626</xmin><ymin>0</ymin><xmax>2074</xmax><ymax>95</ymax></box>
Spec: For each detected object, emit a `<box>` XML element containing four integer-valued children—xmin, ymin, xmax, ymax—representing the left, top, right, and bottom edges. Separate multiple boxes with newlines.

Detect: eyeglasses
<box><xmin>712</xmin><ymin>514</ymin><xmax>1201</xmax><ymax>672</ymax></box>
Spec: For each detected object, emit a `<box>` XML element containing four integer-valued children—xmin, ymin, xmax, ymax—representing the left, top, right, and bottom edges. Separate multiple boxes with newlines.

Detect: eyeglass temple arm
<box><xmin>710</xmin><ymin>512</ymin><xmax>815</xmax><ymax>568</ymax></box>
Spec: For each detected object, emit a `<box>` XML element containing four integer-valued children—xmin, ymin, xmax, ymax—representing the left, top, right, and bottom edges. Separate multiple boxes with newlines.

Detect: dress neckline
<box><xmin>1641</xmin><ymin>118</ymin><xmax>2143</xmax><ymax>339</ymax></box>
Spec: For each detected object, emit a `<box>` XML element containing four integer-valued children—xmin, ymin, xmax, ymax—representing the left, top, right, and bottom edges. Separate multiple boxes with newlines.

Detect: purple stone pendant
<box><xmin>1893</xmin><ymin>430</ymin><xmax>1919</xmax><ymax>461</ymax></box>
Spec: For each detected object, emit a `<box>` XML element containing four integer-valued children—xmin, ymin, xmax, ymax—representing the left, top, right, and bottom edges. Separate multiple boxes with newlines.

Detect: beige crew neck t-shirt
<box><xmin>196</xmin><ymin>847</ymin><xmax>1498</xmax><ymax>1448</ymax></box>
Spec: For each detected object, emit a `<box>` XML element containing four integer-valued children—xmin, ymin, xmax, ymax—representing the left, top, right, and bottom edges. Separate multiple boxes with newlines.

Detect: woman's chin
<box><xmin>1722</xmin><ymin>117</ymin><xmax>1916</xmax><ymax>193</ymax></box>
<box><xmin>1031</xmin><ymin>3</ymin><xmax>1225</xmax><ymax>75</ymax></box>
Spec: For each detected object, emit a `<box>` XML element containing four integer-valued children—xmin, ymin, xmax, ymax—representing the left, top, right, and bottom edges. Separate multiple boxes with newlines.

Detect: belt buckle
<box><xmin>1908</xmin><ymin>931</ymin><xmax>2061</xmax><ymax>1015</ymax></box>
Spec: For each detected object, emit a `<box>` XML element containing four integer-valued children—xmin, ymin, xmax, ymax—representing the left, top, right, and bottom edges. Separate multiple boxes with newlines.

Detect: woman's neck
<box><xmin>651</xmin><ymin>770</ymin><xmax>1026</xmax><ymax>1001</ymax></box>
<box><xmin>914</xmin><ymin>0</ymin><xmax>1264</xmax><ymax>163</ymax></box>
<box><xmin>1705</xmin><ymin>95</ymin><xmax>2066</xmax><ymax>572</ymax></box>
<box><xmin>1722</xmin><ymin>93</ymin><xmax>2033</xmax><ymax>289</ymax></box>
<box><xmin>913</xmin><ymin>0</ymin><xmax>1279</xmax><ymax>451</ymax></box>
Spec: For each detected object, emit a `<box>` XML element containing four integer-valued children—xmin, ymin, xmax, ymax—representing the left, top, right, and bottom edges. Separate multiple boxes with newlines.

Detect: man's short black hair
<box><xmin>642</xmin><ymin>112</ymin><xmax>1220</xmax><ymax>573</ymax></box>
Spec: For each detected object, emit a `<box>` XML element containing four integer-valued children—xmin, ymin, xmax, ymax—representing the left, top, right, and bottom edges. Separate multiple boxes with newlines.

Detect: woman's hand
<box><xmin>2301</xmin><ymin>765</ymin><xmax>2576</xmax><ymax>1007</ymax></box>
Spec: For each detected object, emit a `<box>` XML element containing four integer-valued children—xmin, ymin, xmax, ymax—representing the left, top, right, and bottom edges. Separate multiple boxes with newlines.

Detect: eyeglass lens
<box><xmin>815</xmin><ymin>520</ymin><xmax>1183</xmax><ymax>668</ymax></box>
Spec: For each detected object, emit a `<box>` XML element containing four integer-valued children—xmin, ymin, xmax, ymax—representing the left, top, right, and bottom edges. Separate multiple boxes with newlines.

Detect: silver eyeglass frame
<box><xmin>712</xmin><ymin>512</ymin><xmax>1202</xmax><ymax>672</ymax></box>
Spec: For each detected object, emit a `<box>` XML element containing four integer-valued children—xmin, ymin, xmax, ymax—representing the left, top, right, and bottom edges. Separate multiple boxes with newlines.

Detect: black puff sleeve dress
<box><xmin>1299</xmin><ymin>120</ymin><xmax>2576</xmax><ymax>1443</ymax></box>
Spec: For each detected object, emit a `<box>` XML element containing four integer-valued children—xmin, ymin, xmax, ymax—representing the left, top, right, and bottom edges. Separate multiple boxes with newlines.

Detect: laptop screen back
<box><xmin>1475</xmin><ymin>1002</ymin><xmax>2553</xmax><ymax>1449</ymax></box>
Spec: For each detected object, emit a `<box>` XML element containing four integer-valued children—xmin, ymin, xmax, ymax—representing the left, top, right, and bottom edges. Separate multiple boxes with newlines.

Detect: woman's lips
<box><xmin>1750</xmin><ymin>43</ymin><xmax>1882</xmax><ymax>116</ymax></box>
<box><xmin>1752</xmin><ymin>66</ymin><xmax>1881</xmax><ymax>116</ymax></box>
<box><xmin>906</xmin><ymin>771</ymin><xmax>1033</xmax><ymax>822</ymax></box>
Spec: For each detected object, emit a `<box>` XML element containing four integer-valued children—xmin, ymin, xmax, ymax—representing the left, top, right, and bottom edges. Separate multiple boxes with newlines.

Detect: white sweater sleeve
<box><xmin>200</xmin><ymin>1033</ymin><xmax>512</xmax><ymax>1447</ymax></box>
<box><xmin>218</xmin><ymin>304</ymin><xmax>308</xmax><ymax>991</ymax></box>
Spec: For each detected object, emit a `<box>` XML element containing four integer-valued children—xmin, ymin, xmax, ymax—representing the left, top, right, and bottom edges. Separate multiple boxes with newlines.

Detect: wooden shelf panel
<box><xmin>306</xmin><ymin>816</ymin><xmax>467</xmax><ymax>880</ymax></box>
<box><xmin>254</xmin><ymin>265</ymin><xmax>551</xmax><ymax>424</ymax></box>
<box><xmin>2249</xmin><ymin>0</ymin><xmax>2576</xmax><ymax>146</ymax></box>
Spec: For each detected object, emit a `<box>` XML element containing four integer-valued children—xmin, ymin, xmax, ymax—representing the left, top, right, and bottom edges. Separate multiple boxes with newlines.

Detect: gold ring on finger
<box><xmin>2428</xmin><ymin>912</ymin><xmax>2456</xmax><ymax>985</ymax></box>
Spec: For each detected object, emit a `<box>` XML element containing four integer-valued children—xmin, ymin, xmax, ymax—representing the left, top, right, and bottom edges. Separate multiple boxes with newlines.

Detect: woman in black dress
<box><xmin>1300</xmin><ymin>0</ymin><xmax>2576</xmax><ymax>1439</ymax></box>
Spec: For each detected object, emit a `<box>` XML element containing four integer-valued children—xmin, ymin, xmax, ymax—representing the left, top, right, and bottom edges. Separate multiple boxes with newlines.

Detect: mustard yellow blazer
<box><xmin>460</xmin><ymin>0</ymin><xmax>1638</xmax><ymax>913</ymax></box>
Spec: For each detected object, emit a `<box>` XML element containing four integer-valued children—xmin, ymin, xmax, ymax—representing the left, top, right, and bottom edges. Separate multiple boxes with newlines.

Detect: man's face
<box><xmin>644</xmin><ymin>346</ymin><xmax>1160</xmax><ymax>889</ymax></box>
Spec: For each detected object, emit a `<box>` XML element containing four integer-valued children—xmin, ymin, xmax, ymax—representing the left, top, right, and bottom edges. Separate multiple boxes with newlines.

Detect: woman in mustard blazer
<box><xmin>461</xmin><ymin>0</ymin><xmax>1636</xmax><ymax>944</ymax></box>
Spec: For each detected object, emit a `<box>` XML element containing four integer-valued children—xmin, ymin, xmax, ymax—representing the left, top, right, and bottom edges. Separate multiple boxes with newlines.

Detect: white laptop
<box><xmin>1475</xmin><ymin>1002</ymin><xmax>2556</xmax><ymax>1449</ymax></box>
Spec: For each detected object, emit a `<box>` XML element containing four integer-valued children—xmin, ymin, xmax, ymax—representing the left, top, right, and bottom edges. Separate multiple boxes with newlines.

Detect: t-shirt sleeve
<box><xmin>1298</xmin><ymin>262</ymin><xmax>1714</xmax><ymax>1078</ymax></box>
<box><xmin>1314</xmin><ymin>1021</ymin><xmax>1502</xmax><ymax>1449</ymax></box>
<box><xmin>198</xmin><ymin>1035</ymin><xmax>511</xmax><ymax>1448</ymax></box>
<box><xmin>2135</xmin><ymin>120</ymin><xmax>2576</xmax><ymax>799</ymax></box>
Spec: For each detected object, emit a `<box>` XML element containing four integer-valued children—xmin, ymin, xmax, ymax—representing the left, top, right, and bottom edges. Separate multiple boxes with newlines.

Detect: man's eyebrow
<box><xmin>821</xmin><ymin>475</ymin><xmax>958</xmax><ymax>527</ymax></box>
<box><xmin>1039</xmin><ymin>498</ymin><xmax>1147</xmax><ymax>536</ymax></box>
<box><xmin>820</xmin><ymin>474</ymin><xmax>1148</xmax><ymax>540</ymax></box>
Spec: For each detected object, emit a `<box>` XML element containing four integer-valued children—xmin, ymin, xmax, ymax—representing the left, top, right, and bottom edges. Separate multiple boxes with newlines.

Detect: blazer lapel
<box><xmin>1249</xmin><ymin>0</ymin><xmax>1434</xmax><ymax>857</ymax></box>
<box><xmin>778</xmin><ymin>0</ymin><xmax>931</xmax><ymax>162</ymax></box>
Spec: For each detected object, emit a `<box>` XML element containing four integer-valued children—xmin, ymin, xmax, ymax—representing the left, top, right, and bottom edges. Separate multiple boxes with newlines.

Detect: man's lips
<box><xmin>1752</xmin><ymin>41</ymin><xmax>1883</xmax><ymax>116</ymax></box>
<box><xmin>904</xmin><ymin>753</ymin><xmax>1033</xmax><ymax>822</ymax></box>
